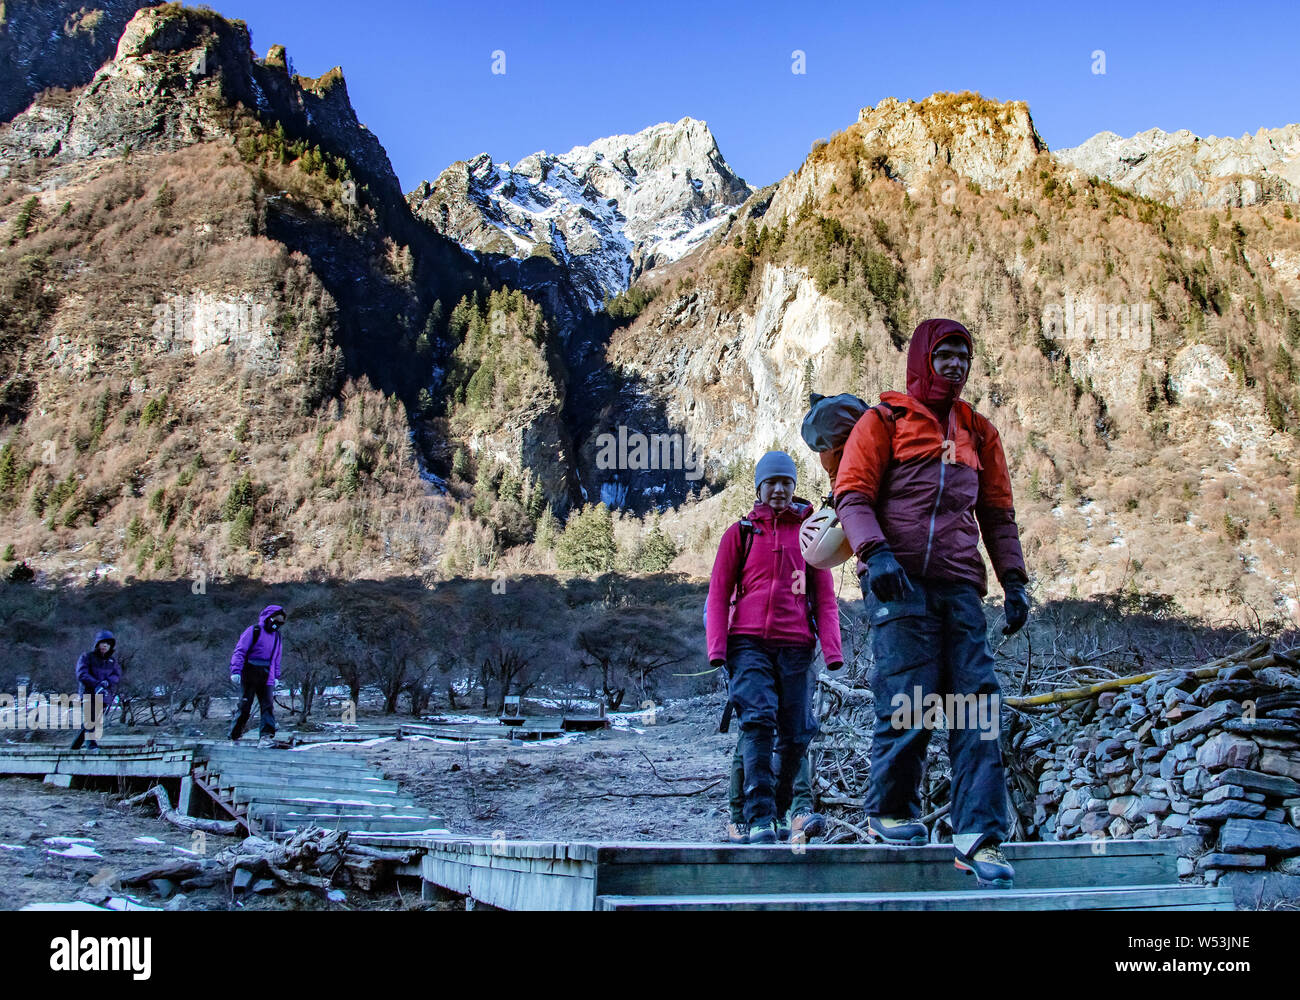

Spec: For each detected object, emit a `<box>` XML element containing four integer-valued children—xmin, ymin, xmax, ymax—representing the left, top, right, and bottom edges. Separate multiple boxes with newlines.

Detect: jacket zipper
<box><xmin>921</xmin><ymin>410</ymin><xmax>955</xmax><ymax>576</ymax></box>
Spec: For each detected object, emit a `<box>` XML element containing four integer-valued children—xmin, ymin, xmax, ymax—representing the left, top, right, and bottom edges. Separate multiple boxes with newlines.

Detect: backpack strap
<box><xmin>732</xmin><ymin>518</ymin><xmax>755</xmax><ymax>602</ymax></box>
<box><xmin>870</xmin><ymin>400</ymin><xmax>987</xmax><ymax>459</ymax></box>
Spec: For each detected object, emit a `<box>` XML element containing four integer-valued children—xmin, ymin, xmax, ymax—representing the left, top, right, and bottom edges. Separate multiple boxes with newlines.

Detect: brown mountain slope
<box><xmin>604</xmin><ymin>93</ymin><xmax>1300</xmax><ymax>625</ymax></box>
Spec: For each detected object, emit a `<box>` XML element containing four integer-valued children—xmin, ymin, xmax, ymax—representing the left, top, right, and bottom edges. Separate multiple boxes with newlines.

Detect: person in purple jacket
<box><xmin>229</xmin><ymin>605</ymin><xmax>286</xmax><ymax>746</ymax></box>
<box><xmin>70</xmin><ymin>629</ymin><xmax>120</xmax><ymax>750</ymax></box>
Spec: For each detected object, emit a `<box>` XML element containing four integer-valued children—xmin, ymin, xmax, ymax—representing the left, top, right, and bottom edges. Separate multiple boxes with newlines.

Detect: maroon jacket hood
<box><xmin>906</xmin><ymin>318</ymin><xmax>973</xmax><ymax>415</ymax></box>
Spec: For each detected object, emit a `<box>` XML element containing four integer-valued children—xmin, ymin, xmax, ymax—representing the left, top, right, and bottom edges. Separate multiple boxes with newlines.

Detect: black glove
<box><xmin>865</xmin><ymin>547</ymin><xmax>913</xmax><ymax>604</ymax></box>
<box><xmin>1002</xmin><ymin>582</ymin><xmax>1029</xmax><ymax>635</ymax></box>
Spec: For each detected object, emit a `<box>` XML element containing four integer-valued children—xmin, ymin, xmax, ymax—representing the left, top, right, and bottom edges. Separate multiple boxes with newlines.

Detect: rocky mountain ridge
<box><xmin>1055</xmin><ymin>124</ymin><xmax>1300</xmax><ymax>208</ymax></box>
<box><xmin>408</xmin><ymin>117</ymin><xmax>751</xmax><ymax>324</ymax></box>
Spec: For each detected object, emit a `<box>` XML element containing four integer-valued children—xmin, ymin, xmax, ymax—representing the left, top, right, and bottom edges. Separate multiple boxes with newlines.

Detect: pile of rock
<box><xmin>1012</xmin><ymin>642</ymin><xmax>1300</xmax><ymax>908</ymax></box>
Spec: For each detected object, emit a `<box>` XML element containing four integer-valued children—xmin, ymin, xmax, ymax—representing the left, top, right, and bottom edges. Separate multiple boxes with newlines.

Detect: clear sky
<box><xmin>214</xmin><ymin>0</ymin><xmax>1295</xmax><ymax>194</ymax></box>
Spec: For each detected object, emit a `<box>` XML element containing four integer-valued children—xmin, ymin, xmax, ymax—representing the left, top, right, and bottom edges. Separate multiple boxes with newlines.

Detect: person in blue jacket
<box><xmin>229</xmin><ymin>605</ymin><xmax>286</xmax><ymax>746</ymax></box>
<box><xmin>71</xmin><ymin>630</ymin><xmax>120</xmax><ymax>750</ymax></box>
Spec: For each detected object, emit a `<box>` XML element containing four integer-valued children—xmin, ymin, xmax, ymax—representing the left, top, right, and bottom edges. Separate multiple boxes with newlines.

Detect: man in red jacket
<box><xmin>834</xmin><ymin>318</ymin><xmax>1029</xmax><ymax>887</ymax></box>
<box><xmin>707</xmin><ymin>451</ymin><xmax>843</xmax><ymax>844</ymax></box>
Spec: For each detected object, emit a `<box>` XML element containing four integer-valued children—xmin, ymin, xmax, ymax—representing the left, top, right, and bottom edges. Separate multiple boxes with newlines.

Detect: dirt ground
<box><xmin>364</xmin><ymin>694</ymin><xmax>739</xmax><ymax>843</ymax></box>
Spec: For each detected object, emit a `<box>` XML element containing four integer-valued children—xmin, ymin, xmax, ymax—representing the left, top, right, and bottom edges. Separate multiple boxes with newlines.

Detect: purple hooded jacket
<box><xmin>230</xmin><ymin>605</ymin><xmax>285</xmax><ymax>684</ymax></box>
<box><xmin>76</xmin><ymin>629</ymin><xmax>121</xmax><ymax>696</ymax></box>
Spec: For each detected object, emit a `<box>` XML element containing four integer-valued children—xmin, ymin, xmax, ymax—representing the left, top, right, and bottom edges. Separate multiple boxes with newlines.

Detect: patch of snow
<box><xmin>133</xmin><ymin>836</ymin><xmax>165</xmax><ymax>845</ymax></box>
<box><xmin>47</xmin><ymin>844</ymin><xmax>102</xmax><ymax>859</ymax></box>
<box><xmin>44</xmin><ymin>837</ymin><xmax>95</xmax><ymax>846</ymax></box>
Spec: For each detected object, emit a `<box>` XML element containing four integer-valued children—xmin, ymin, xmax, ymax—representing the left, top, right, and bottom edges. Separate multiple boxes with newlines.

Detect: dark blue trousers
<box><xmin>862</xmin><ymin>577</ymin><xmax>1008</xmax><ymax>842</ymax></box>
<box><xmin>726</xmin><ymin>635</ymin><xmax>816</xmax><ymax>824</ymax></box>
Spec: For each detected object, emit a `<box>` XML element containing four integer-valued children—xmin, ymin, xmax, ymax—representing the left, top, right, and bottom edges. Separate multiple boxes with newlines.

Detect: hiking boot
<box><xmin>789</xmin><ymin>810</ymin><xmax>826</xmax><ymax>840</ymax></box>
<box><xmin>725</xmin><ymin>821</ymin><xmax>750</xmax><ymax>845</ymax></box>
<box><xmin>747</xmin><ymin>819</ymin><xmax>778</xmax><ymax>845</ymax></box>
<box><xmin>954</xmin><ymin>841</ymin><xmax>1015</xmax><ymax>889</ymax></box>
<box><xmin>86</xmin><ymin>740</ymin><xmax>99</xmax><ymax>751</ymax></box>
<box><xmin>864</xmin><ymin>816</ymin><xmax>928</xmax><ymax>845</ymax></box>
<box><xmin>257</xmin><ymin>736</ymin><xmax>275</xmax><ymax>749</ymax></box>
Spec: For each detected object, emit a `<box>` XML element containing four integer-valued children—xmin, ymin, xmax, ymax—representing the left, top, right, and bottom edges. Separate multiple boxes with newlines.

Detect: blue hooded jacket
<box><xmin>230</xmin><ymin>605</ymin><xmax>285</xmax><ymax>683</ymax></box>
<box><xmin>76</xmin><ymin>630</ymin><xmax>121</xmax><ymax>695</ymax></box>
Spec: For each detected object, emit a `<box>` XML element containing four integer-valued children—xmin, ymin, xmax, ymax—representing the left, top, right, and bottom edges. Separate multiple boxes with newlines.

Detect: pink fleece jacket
<box><xmin>706</xmin><ymin>500</ymin><xmax>843</xmax><ymax>666</ymax></box>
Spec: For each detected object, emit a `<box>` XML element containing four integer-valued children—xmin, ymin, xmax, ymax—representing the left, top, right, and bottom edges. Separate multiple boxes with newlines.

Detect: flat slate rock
<box><xmin>1218</xmin><ymin>818</ymin><xmax>1300</xmax><ymax>855</ymax></box>
<box><xmin>1214</xmin><ymin>767</ymin><xmax>1300</xmax><ymax>798</ymax></box>
<box><xmin>1190</xmin><ymin>800</ymin><xmax>1267</xmax><ymax>821</ymax></box>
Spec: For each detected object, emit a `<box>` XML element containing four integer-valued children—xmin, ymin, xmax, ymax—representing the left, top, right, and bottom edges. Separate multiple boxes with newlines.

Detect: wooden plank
<box><xmin>593</xmin><ymin>885</ymin><xmax>1236</xmax><ymax>911</ymax></box>
<box><xmin>206</xmin><ymin>767</ymin><xmax>399</xmax><ymax>791</ymax></box>
<box><xmin>222</xmin><ymin>783</ymin><xmax>412</xmax><ymax>806</ymax></box>
<box><xmin>422</xmin><ymin>854</ymin><xmax>595</xmax><ymax>910</ymax></box>
<box><xmin>590</xmin><ymin>840</ymin><xmax>1180</xmax><ymax>896</ymax></box>
<box><xmin>265</xmin><ymin>814</ymin><xmax>447</xmax><ymax>834</ymax></box>
<box><xmin>245</xmin><ymin>798</ymin><xmax>430</xmax><ymax>816</ymax></box>
<box><xmin>200</xmin><ymin>743</ymin><xmax>371</xmax><ymax>769</ymax></box>
<box><xmin>593</xmin><ymin>839</ymin><xmax>1177</xmax><ymax>865</ymax></box>
<box><xmin>0</xmin><ymin>748</ymin><xmax>194</xmax><ymax>780</ymax></box>
<box><xmin>177</xmin><ymin>776</ymin><xmax>194</xmax><ymax>816</ymax></box>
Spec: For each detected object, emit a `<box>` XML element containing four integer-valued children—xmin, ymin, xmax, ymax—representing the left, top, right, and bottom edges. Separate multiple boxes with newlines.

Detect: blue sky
<box><xmin>216</xmin><ymin>0</ymin><xmax>1294</xmax><ymax>193</ymax></box>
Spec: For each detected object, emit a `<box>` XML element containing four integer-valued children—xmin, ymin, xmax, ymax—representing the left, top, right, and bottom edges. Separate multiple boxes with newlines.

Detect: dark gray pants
<box><xmin>229</xmin><ymin>666</ymin><xmax>276</xmax><ymax>740</ymax></box>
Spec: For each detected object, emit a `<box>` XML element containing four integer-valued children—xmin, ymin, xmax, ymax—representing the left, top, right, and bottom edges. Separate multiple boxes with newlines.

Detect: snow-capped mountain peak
<box><xmin>408</xmin><ymin>117</ymin><xmax>752</xmax><ymax>312</ymax></box>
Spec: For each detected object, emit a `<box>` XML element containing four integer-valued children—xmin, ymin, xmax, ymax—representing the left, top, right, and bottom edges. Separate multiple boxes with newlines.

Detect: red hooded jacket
<box><xmin>706</xmin><ymin>500</ymin><xmax>844</xmax><ymax>666</ymax></box>
<box><xmin>833</xmin><ymin>319</ymin><xmax>1028</xmax><ymax>596</ymax></box>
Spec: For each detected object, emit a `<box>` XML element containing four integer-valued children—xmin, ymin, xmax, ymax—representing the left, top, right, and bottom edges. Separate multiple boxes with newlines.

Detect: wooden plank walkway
<box><xmin>344</xmin><ymin>835</ymin><xmax>1236</xmax><ymax>911</ymax></box>
<box><xmin>191</xmin><ymin>746</ymin><xmax>447</xmax><ymax>838</ymax></box>
<box><xmin>0</xmin><ymin>745</ymin><xmax>194</xmax><ymax>779</ymax></box>
<box><xmin>0</xmin><ymin>740</ymin><xmax>444</xmax><ymax>839</ymax></box>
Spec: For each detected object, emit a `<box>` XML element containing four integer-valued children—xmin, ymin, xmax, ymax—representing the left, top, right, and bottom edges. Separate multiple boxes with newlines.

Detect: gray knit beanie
<box><xmin>754</xmin><ymin>451</ymin><xmax>797</xmax><ymax>490</ymax></box>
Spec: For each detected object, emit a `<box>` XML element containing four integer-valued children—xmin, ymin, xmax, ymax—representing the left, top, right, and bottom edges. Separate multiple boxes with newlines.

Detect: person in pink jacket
<box><xmin>706</xmin><ymin>451</ymin><xmax>843</xmax><ymax>843</ymax></box>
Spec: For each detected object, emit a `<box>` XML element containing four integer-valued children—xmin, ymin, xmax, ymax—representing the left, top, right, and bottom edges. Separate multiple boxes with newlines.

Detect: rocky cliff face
<box><xmin>1055</xmin><ymin>125</ymin><xmax>1300</xmax><ymax>208</ymax></box>
<box><xmin>409</xmin><ymin>117</ymin><xmax>751</xmax><ymax>325</ymax></box>
<box><xmin>0</xmin><ymin>0</ymin><xmax>161</xmax><ymax>123</ymax></box>
<box><xmin>0</xmin><ymin>3</ymin><xmax>403</xmax><ymax>207</ymax></box>
<box><xmin>0</xmin><ymin>3</ymin><xmax>493</xmax><ymax>582</ymax></box>
<box><xmin>767</xmin><ymin>92</ymin><xmax>1047</xmax><ymax>225</ymax></box>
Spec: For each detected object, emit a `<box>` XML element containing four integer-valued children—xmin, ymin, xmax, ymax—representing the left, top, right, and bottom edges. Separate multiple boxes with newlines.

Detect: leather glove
<box><xmin>865</xmin><ymin>547</ymin><xmax>913</xmax><ymax>604</ymax></box>
<box><xmin>824</xmin><ymin>661</ymin><xmax>844</xmax><ymax>674</ymax></box>
<box><xmin>1002</xmin><ymin>582</ymin><xmax>1029</xmax><ymax>636</ymax></box>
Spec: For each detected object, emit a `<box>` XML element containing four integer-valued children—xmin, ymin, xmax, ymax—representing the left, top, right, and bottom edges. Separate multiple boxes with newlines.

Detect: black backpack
<box><xmin>240</xmin><ymin>624</ymin><xmax>280</xmax><ymax>669</ymax></box>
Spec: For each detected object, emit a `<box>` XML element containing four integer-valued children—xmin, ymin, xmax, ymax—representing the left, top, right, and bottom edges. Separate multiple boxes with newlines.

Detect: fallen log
<box><xmin>268</xmin><ymin>864</ymin><xmax>332</xmax><ymax>893</ymax></box>
<box><xmin>344</xmin><ymin>844</ymin><xmax>413</xmax><ymax>863</ymax></box>
<box><xmin>119</xmin><ymin>859</ymin><xmax>212</xmax><ymax>887</ymax></box>
<box><xmin>817</xmin><ymin>674</ymin><xmax>874</xmax><ymax>704</ymax></box>
<box><xmin>120</xmin><ymin>785</ymin><xmax>241</xmax><ymax>836</ymax></box>
<box><xmin>1004</xmin><ymin>640</ymin><xmax>1272</xmax><ymax>708</ymax></box>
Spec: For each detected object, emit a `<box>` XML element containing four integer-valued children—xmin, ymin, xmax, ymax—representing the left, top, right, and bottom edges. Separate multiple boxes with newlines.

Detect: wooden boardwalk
<box><xmin>189</xmin><ymin>745</ymin><xmax>446</xmax><ymax>837</ymax></box>
<box><xmin>346</xmin><ymin>835</ymin><xmax>1236</xmax><ymax>911</ymax></box>
<box><xmin>0</xmin><ymin>742</ymin><xmax>445</xmax><ymax>838</ymax></box>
